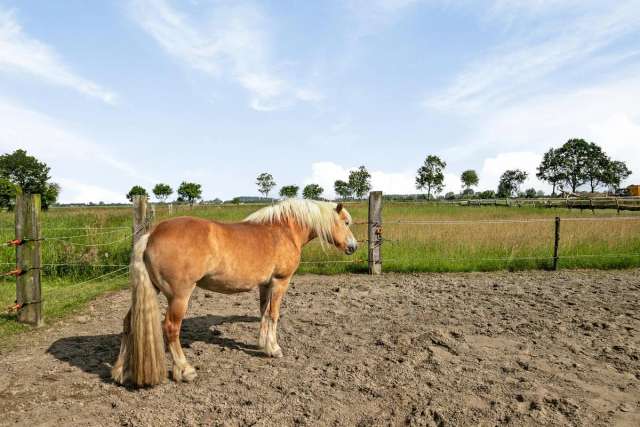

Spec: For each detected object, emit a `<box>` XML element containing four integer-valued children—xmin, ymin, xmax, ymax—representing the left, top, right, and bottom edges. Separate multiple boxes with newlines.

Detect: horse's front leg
<box><xmin>258</xmin><ymin>277</ymin><xmax>290</xmax><ymax>358</ymax></box>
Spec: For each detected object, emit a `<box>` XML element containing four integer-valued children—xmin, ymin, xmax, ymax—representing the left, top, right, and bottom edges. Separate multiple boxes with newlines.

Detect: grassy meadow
<box><xmin>1</xmin><ymin>201</ymin><xmax>639</xmax><ymax>276</ymax></box>
<box><xmin>0</xmin><ymin>201</ymin><xmax>639</xmax><ymax>340</ymax></box>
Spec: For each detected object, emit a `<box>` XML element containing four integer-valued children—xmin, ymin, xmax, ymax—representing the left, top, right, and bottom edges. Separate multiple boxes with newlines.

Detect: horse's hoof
<box><xmin>183</xmin><ymin>366</ymin><xmax>197</xmax><ymax>382</ymax></box>
<box><xmin>173</xmin><ymin>364</ymin><xmax>197</xmax><ymax>382</ymax></box>
<box><xmin>267</xmin><ymin>347</ymin><xmax>283</xmax><ymax>358</ymax></box>
<box><xmin>111</xmin><ymin>366</ymin><xmax>124</xmax><ymax>384</ymax></box>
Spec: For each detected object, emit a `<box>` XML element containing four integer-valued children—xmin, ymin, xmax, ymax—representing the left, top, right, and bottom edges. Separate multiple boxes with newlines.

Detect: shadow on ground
<box><xmin>46</xmin><ymin>314</ymin><xmax>261</xmax><ymax>382</ymax></box>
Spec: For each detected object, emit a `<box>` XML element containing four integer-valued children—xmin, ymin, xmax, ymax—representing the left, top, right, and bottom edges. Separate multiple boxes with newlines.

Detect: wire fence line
<box><xmin>368</xmin><ymin>216</ymin><xmax>640</xmax><ymax>226</ymax></box>
<box><xmin>70</xmin><ymin>265</ymin><xmax>130</xmax><ymax>287</ymax></box>
<box><xmin>382</xmin><ymin>253</ymin><xmax>640</xmax><ymax>263</ymax></box>
<box><xmin>39</xmin><ymin>233</ymin><xmax>133</xmax><ymax>247</ymax></box>
<box><xmin>0</xmin><ymin>225</ymin><xmax>130</xmax><ymax>232</ymax></box>
<box><xmin>2</xmin><ymin>211</ymin><xmax>639</xmax><ymax>282</ymax></box>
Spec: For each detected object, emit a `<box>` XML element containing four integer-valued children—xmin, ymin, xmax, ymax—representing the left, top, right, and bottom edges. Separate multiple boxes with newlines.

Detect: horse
<box><xmin>111</xmin><ymin>199</ymin><xmax>357</xmax><ymax>387</ymax></box>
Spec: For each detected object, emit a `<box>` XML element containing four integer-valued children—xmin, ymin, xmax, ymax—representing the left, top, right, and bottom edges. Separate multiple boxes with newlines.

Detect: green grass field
<box><xmin>0</xmin><ymin>201</ymin><xmax>638</xmax><ymax>340</ymax></box>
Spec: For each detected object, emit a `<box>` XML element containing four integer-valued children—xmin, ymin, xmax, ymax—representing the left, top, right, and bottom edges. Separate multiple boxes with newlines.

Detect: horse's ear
<box><xmin>336</xmin><ymin>203</ymin><xmax>343</xmax><ymax>213</ymax></box>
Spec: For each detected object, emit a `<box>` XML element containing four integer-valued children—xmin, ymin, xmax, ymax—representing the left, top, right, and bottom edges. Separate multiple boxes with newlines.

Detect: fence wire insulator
<box><xmin>4</xmin><ymin>268</ymin><xmax>24</xmax><ymax>277</ymax></box>
<box><xmin>6</xmin><ymin>302</ymin><xmax>21</xmax><ymax>313</ymax></box>
<box><xmin>6</xmin><ymin>239</ymin><xmax>24</xmax><ymax>247</ymax></box>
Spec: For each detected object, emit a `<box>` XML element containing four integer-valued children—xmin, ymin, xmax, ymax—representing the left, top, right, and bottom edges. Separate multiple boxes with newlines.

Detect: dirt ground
<box><xmin>0</xmin><ymin>270</ymin><xmax>639</xmax><ymax>426</ymax></box>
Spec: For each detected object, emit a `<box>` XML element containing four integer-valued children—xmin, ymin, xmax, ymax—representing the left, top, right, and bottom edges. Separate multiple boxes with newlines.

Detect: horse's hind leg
<box><xmin>111</xmin><ymin>308</ymin><xmax>131</xmax><ymax>384</ymax></box>
<box><xmin>164</xmin><ymin>293</ymin><xmax>197</xmax><ymax>382</ymax></box>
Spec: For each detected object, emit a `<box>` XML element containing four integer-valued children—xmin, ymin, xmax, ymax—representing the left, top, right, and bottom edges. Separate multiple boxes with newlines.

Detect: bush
<box><xmin>478</xmin><ymin>190</ymin><xmax>496</xmax><ymax>199</ymax></box>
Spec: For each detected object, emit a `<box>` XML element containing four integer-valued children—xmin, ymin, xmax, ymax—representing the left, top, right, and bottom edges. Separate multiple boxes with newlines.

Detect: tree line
<box><xmin>415</xmin><ymin>138</ymin><xmax>632</xmax><ymax>200</ymax></box>
<box><xmin>255</xmin><ymin>166</ymin><xmax>373</xmax><ymax>201</ymax></box>
<box><xmin>0</xmin><ymin>138</ymin><xmax>633</xmax><ymax>210</ymax></box>
<box><xmin>100</xmin><ymin>138</ymin><xmax>640</xmax><ymax>205</ymax></box>
<box><xmin>126</xmin><ymin>182</ymin><xmax>203</xmax><ymax>206</ymax></box>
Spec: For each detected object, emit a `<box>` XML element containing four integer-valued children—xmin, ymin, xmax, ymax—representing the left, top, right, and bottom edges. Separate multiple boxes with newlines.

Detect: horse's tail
<box><xmin>111</xmin><ymin>233</ymin><xmax>166</xmax><ymax>386</ymax></box>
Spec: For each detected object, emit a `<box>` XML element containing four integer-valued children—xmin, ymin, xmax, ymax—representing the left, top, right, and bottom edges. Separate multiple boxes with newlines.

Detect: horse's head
<box><xmin>330</xmin><ymin>203</ymin><xmax>358</xmax><ymax>255</ymax></box>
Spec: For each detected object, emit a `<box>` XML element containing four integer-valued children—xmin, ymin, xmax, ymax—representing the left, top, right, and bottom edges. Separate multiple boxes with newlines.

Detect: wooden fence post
<box><xmin>553</xmin><ymin>216</ymin><xmax>561</xmax><ymax>271</ymax></box>
<box><xmin>15</xmin><ymin>192</ymin><xmax>43</xmax><ymax>326</ymax></box>
<box><xmin>133</xmin><ymin>195</ymin><xmax>151</xmax><ymax>245</ymax></box>
<box><xmin>368</xmin><ymin>191</ymin><xmax>383</xmax><ymax>275</ymax></box>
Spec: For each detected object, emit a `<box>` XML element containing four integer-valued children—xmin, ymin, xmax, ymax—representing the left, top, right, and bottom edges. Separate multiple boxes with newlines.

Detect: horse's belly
<box><xmin>196</xmin><ymin>273</ymin><xmax>262</xmax><ymax>294</ymax></box>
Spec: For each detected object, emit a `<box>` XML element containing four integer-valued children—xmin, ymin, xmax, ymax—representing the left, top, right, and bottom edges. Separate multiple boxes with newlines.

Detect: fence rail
<box><xmin>375</xmin><ymin>196</ymin><xmax>640</xmax><ymax>211</ymax></box>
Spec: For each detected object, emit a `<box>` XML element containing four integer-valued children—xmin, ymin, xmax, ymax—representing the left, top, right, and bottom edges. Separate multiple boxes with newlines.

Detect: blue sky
<box><xmin>1</xmin><ymin>0</ymin><xmax>639</xmax><ymax>202</ymax></box>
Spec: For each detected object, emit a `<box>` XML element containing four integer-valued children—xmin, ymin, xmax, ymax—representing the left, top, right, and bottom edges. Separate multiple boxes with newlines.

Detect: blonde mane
<box><xmin>244</xmin><ymin>199</ymin><xmax>349</xmax><ymax>244</ymax></box>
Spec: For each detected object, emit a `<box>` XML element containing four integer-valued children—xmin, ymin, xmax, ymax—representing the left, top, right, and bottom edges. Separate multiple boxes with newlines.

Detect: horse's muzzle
<box><xmin>345</xmin><ymin>241</ymin><xmax>358</xmax><ymax>255</ymax></box>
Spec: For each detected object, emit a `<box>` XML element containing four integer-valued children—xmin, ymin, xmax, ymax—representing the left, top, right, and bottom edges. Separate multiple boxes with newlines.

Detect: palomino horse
<box><xmin>111</xmin><ymin>199</ymin><xmax>357</xmax><ymax>386</ymax></box>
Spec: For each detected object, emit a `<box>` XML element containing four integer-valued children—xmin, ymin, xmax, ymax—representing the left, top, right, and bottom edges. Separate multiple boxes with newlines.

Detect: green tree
<box><xmin>554</xmin><ymin>139</ymin><xmax>594</xmax><ymax>192</ymax></box>
<box><xmin>0</xmin><ymin>149</ymin><xmax>50</xmax><ymax>193</ymax></box>
<box><xmin>416</xmin><ymin>155</ymin><xmax>446</xmax><ymax>200</ymax></box>
<box><xmin>478</xmin><ymin>190</ymin><xmax>496</xmax><ymax>199</ymax></box>
<box><xmin>497</xmin><ymin>169</ymin><xmax>528</xmax><ymax>198</ymax></box>
<box><xmin>0</xmin><ymin>178</ymin><xmax>17</xmax><ymax>209</ymax></box>
<box><xmin>279</xmin><ymin>185</ymin><xmax>299</xmax><ymax>198</ymax></box>
<box><xmin>582</xmin><ymin>143</ymin><xmax>609</xmax><ymax>193</ymax></box>
<box><xmin>601</xmin><ymin>160</ymin><xmax>632</xmax><ymax>192</ymax></box>
<box><xmin>256</xmin><ymin>172</ymin><xmax>276</xmax><ymax>198</ymax></box>
<box><xmin>348</xmin><ymin>166</ymin><xmax>372</xmax><ymax>199</ymax></box>
<box><xmin>177</xmin><ymin>181</ymin><xmax>202</xmax><ymax>206</ymax></box>
<box><xmin>42</xmin><ymin>182</ymin><xmax>60</xmax><ymax>209</ymax></box>
<box><xmin>524</xmin><ymin>188</ymin><xmax>537</xmax><ymax>198</ymax></box>
<box><xmin>460</xmin><ymin>169</ymin><xmax>479</xmax><ymax>192</ymax></box>
<box><xmin>302</xmin><ymin>183</ymin><xmax>324</xmax><ymax>200</ymax></box>
<box><xmin>126</xmin><ymin>185</ymin><xmax>148</xmax><ymax>202</ymax></box>
<box><xmin>0</xmin><ymin>149</ymin><xmax>59</xmax><ymax>208</ymax></box>
<box><xmin>152</xmin><ymin>183</ymin><xmax>173</xmax><ymax>202</ymax></box>
<box><xmin>536</xmin><ymin>148</ymin><xmax>565</xmax><ymax>196</ymax></box>
<box><xmin>334</xmin><ymin>180</ymin><xmax>351</xmax><ymax>200</ymax></box>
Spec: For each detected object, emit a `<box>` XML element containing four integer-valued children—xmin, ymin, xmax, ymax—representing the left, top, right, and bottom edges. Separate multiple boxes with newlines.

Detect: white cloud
<box><xmin>425</xmin><ymin>1</ymin><xmax>640</xmax><ymax>112</ymax></box>
<box><xmin>0</xmin><ymin>100</ymin><xmax>153</xmax><ymax>203</ymax></box>
<box><xmin>480</xmin><ymin>152</ymin><xmax>544</xmax><ymax>192</ymax></box>
<box><xmin>55</xmin><ymin>178</ymin><xmax>126</xmax><ymax>204</ymax></box>
<box><xmin>304</xmin><ymin>161</ymin><xmax>418</xmax><ymax>197</ymax></box>
<box><xmin>0</xmin><ymin>8</ymin><xmax>117</xmax><ymax>104</ymax></box>
<box><xmin>129</xmin><ymin>0</ymin><xmax>321</xmax><ymax>111</ymax></box>
<box><xmin>439</xmin><ymin>72</ymin><xmax>640</xmax><ymax>192</ymax></box>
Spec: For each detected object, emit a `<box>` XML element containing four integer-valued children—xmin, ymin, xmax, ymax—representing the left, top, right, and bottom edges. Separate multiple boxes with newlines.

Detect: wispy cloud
<box><xmin>343</xmin><ymin>0</ymin><xmax>422</xmax><ymax>37</ymax></box>
<box><xmin>0</xmin><ymin>8</ymin><xmax>117</xmax><ymax>104</ymax></box>
<box><xmin>425</xmin><ymin>1</ymin><xmax>640</xmax><ymax>112</ymax></box>
<box><xmin>0</xmin><ymin>99</ymin><xmax>154</xmax><ymax>202</ymax></box>
<box><xmin>129</xmin><ymin>0</ymin><xmax>321</xmax><ymax>111</ymax></box>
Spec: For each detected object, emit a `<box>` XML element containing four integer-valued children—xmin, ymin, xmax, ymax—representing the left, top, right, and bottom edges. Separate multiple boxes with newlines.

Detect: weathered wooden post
<box><xmin>552</xmin><ymin>216</ymin><xmax>561</xmax><ymax>271</ymax></box>
<box><xmin>15</xmin><ymin>191</ymin><xmax>43</xmax><ymax>326</ymax></box>
<box><xmin>368</xmin><ymin>191</ymin><xmax>383</xmax><ymax>275</ymax></box>
<box><xmin>133</xmin><ymin>195</ymin><xmax>151</xmax><ymax>245</ymax></box>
